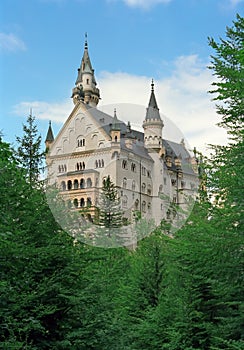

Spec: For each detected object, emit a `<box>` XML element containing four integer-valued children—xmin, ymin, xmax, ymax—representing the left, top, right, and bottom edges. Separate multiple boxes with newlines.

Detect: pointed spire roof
<box><xmin>45</xmin><ymin>121</ymin><xmax>54</xmax><ymax>143</ymax></box>
<box><xmin>76</xmin><ymin>33</ymin><xmax>95</xmax><ymax>85</ymax></box>
<box><xmin>145</xmin><ymin>79</ymin><xmax>161</xmax><ymax>121</ymax></box>
<box><xmin>111</xmin><ymin>108</ymin><xmax>121</xmax><ymax>131</ymax></box>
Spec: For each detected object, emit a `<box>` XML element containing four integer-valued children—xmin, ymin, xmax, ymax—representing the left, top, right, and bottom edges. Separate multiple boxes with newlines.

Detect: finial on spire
<box><xmin>85</xmin><ymin>32</ymin><xmax>88</xmax><ymax>49</ymax></box>
<box><xmin>151</xmin><ymin>79</ymin><xmax>154</xmax><ymax>92</ymax></box>
<box><xmin>114</xmin><ymin>108</ymin><xmax>117</xmax><ymax>118</ymax></box>
<box><xmin>49</xmin><ymin>120</ymin><xmax>52</xmax><ymax>126</ymax></box>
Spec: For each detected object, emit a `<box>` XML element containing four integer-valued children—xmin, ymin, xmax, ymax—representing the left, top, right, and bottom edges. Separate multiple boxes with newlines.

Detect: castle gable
<box><xmin>49</xmin><ymin>103</ymin><xmax>112</xmax><ymax>157</ymax></box>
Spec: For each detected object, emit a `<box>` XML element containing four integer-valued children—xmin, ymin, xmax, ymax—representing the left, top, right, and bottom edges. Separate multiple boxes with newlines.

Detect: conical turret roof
<box><xmin>145</xmin><ymin>79</ymin><xmax>161</xmax><ymax>121</ymax></box>
<box><xmin>45</xmin><ymin>121</ymin><xmax>54</xmax><ymax>143</ymax></box>
<box><xmin>76</xmin><ymin>35</ymin><xmax>96</xmax><ymax>85</ymax></box>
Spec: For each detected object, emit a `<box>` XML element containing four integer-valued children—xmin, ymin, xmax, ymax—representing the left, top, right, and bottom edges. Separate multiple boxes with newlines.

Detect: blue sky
<box><xmin>0</xmin><ymin>0</ymin><xmax>243</xmax><ymax>154</ymax></box>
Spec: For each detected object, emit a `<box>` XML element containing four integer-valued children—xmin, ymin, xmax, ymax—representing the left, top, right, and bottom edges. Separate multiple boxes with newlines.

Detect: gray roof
<box><xmin>145</xmin><ymin>82</ymin><xmax>161</xmax><ymax>121</ymax></box>
<box><xmin>75</xmin><ymin>41</ymin><xmax>94</xmax><ymax>85</ymax></box>
<box><xmin>163</xmin><ymin>139</ymin><xmax>195</xmax><ymax>175</ymax></box>
<box><xmin>45</xmin><ymin>121</ymin><xmax>54</xmax><ymax>142</ymax></box>
<box><xmin>84</xmin><ymin>104</ymin><xmax>195</xmax><ymax>174</ymax></box>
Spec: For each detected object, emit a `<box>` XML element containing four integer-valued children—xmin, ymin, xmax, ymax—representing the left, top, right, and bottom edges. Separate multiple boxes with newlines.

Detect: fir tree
<box><xmin>15</xmin><ymin>110</ymin><xmax>45</xmax><ymax>185</ymax></box>
<box><xmin>96</xmin><ymin>175</ymin><xmax>123</xmax><ymax>236</ymax></box>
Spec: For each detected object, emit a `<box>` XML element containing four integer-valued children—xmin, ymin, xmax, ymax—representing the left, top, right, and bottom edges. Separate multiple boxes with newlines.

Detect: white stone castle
<box><xmin>45</xmin><ymin>38</ymin><xmax>199</xmax><ymax>227</ymax></box>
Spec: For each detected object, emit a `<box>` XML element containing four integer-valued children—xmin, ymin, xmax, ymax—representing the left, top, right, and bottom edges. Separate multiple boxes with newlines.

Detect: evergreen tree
<box><xmin>0</xmin><ymin>137</ymin><xmax>87</xmax><ymax>349</ymax></box>
<box><xmin>208</xmin><ymin>13</ymin><xmax>244</xmax><ymax>138</ymax></box>
<box><xmin>15</xmin><ymin>110</ymin><xmax>45</xmax><ymax>185</ymax></box>
<box><xmin>207</xmin><ymin>14</ymin><xmax>244</xmax><ymax>348</ymax></box>
<box><xmin>96</xmin><ymin>175</ymin><xmax>123</xmax><ymax>235</ymax></box>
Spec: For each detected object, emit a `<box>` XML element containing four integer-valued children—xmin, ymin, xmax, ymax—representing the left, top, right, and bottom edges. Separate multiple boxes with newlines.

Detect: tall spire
<box><xmin>145</xmin><ymin>79</ymin><xmax>160</xmax><ymax>120</ymax></box>
<box><xmin>45</xmin><ymin>120</ymin><xmax>54</xmax><ymax>149</ymax></box>
<box><xmin>143</xmin><ymin>80</ymin><xmax>164</xmax><ymax>151</ymax></box>
<box><xmin>85</xmin><ymin>32</ymin><xmax>88</xmax><ymax>49</ymax></box>
<box><xmin>72</xmin><ymin>34</ymin><xmax>100</xmax><ymax>106</ymax></box>
<box><xmin>111</xmin><ymin>108</ymin><xmax>120</xmax><ymax>131</ymax></box>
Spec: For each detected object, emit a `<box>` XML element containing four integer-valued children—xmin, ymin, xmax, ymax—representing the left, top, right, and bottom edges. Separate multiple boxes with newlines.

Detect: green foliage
<box><xmin>15</xmin><ymin>111</ymin><xmax>45</xmax><ymax>185</ymax></box>
<box><xmin>1</xmin><ymin>14</ymin><xmax>244</xmax><ymax>350</ymax></box>
<box><xmin>208</xmin><ymin>14</ymin><xmax>244</xmax><ymax>138</ymax></box>
<box><xmin>96</xmin><ymin>175</ymin><xmax>123</xmax><ymax>231</ymax></box>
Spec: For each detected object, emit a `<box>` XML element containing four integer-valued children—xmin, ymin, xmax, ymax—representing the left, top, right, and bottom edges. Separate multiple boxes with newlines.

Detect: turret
<box><xmin>143</xmin><ymin>80</ymin><xmax>164</xmax><ymax>151</ymax></box>
<box><xmin>72</xmin><ymin>34</ymin><xmax>100</xmax><ymax>107</ymax></box>
<box><xmin>45</xmin><ymin>120</ymin><xmax>54</xmax><ymax>150</ymax></box>
<box><xmin>110</xmin><ymin>108</ymin><xmax>121</xmax><ymax>143</ymax></box>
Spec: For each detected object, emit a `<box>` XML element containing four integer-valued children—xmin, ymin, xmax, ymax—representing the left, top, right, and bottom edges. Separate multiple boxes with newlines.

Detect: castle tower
<box><xmin>143</xmin><ymin>80</ymin><xmax>164</xmax><ymax>151</ymax></box>
<box><xmin>110</xmin><ymin>108</ymin><xmax>121</xmax><ymax>143</ymax></box>
<box><xmin>45</xmin><ymin>120</ymin><xmax>54</xmax><ymax>150</ymax></box>
<box><xmin>71</xmin><ymin>34</ymin><xmax>100</xmax><ymax>107</ymax></box>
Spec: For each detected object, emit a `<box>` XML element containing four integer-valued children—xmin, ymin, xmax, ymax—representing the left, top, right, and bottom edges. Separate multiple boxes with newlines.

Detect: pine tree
<box><xmin>208</xmin><ymin>13</ymin><xmax>244</xmax><ymax>139</ymax></box>
<box><xmin>15</xmin><ymin>110</ymin><xmax>45</xmax><ymax>185</ymax></box>
<box><xmin>96</xmin><ymin>175</ymin><xmax>123</xmax><ymax>236</ymax></box>
<box><xmin>207</xmin><ymin>14</ymin><xmax>244</xmax><ymax>348</ymax></box>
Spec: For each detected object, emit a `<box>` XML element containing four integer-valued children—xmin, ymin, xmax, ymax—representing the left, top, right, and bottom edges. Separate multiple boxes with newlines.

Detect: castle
<box><xmin>45</xmin><ymin>38</ymin><xmax>199</xmax><ymax>228</ymax></box>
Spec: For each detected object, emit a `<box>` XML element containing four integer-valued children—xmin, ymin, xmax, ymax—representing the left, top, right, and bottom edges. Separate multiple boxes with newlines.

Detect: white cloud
<box><xmin>13</xmin><ymin>54</ymin><xmax>228</xmax><ymax>155</ymax></box>
<box><xmin>98</xmin><ymin>55</ymin><xmax>228</xmax><ymax>154</ymax></box>
<box><xmin>0</xmin><ymin>33</ymin><xmax>26</xmax><ymax>52</ymax></box>
<box><xmin>229</xmin><ymin>0</ymin><xmax>244</xmax><ymax>5</ymax></box>
<box><xmin>108</xmin><ymin>0</ymin><xmax>171</xmax><ymax>9</ymax></box>
<box><xmin>13</xmin><ymin>99</ymin><xmax>73</xmax><ymax>123</ymax></box>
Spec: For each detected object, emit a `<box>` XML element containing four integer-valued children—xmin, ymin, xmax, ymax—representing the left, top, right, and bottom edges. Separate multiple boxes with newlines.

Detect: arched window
<box><xmin>80</xmin><ymin>198</ymin><xmax>85</xmax><ymax>207</ymax></box>
<box><xmin>132</xmin><ymin>180</ymin><xmax>136</xmax><ymax>191</ymax></box>
<box><xmin>142</xmin><ymin>183</ymin><xmax>146</xmax><ymax>193</ymax></box>
<box><xmin>74</xmin><ymin>179</ymin><xmax>79</xmax><ymax>190</ymax></box>
<box><xmin>87</xmin><ymin>214</ymin><xmax>93</xmax><ymax>222</ymax></box>
<box><xmin>142</xmin><ymin>201</ymin><xmax>146</xmax><ymax>212</ymax></box>
<box><xmin>95</xmin><ymin>160</ymin><xmax>98</xmax><ymax>168</ymax></box>
<box><xmin>159</xmin><ymin>184</ymin><xmax>163</xmax><ymax>193</ymax></box>
<box><xmin>87</xmin><ymin>178</ymin><xmax>92</xmax><ymax>188</ymax></box>
<box><xmin>87</xmin><ymin>197</ymin><xmax>92</xmax><ymax>207</ymax></box>
<box><xmin>122</xmin><ymin>160</ymin><xmax>127</xmax><ymax>169</ymax></box>
<box><xmin>64</xmin><ymin>165</ymin><xmax>67</xmax><ymax>172</ymax></box>
<box><xmin>68</xmin><ymin>180</ymin><xmax>72</xmax><ymax>190</ymax></box>
<box><xmin>115</xmin><ymin>135</ymin><xmax>118</xmax><ymax>142</ymax></box>
<box><xmin>61</xmin><ymin>181</ymin><xmax>66</xmax><ymax>191</ymax></box>
<box><xmin>76</xmin><ymin>163</ymin><xmax>80</xmax><ymax>171</ymax></box>
<box><xmin>83</xmin><ymin>162</ymin><xmax>85</xmax><ymax>169</ymax></box>
<box><xmin>73</xmin><ymin>198</ymin><xmax>78</xmax><ymax>208</ymax></box>
<box><xmin>80</xmin><ymin>178</ymin><xmax>85</xmax><ymax>189</ymax></box>
<box><xmin>101</xmin><ymin>159</ymin><xmax>104</xmax><ymax>167</ymax></box>
<box><xmin>86</xmin><ymin>78</ymin><xmax>89</xmax><ymax>84</ymax></box>
<box><xmin>98</xmin><ymin>160</ymin><xmax>101</xmax><ymax>168</ymax></box>
<box><xmin>123</xmin><ymin>177</ymin><xmax>127</xmax><ymax>189</ymax></box>
<box><xmin>83</xmin><ymin>139</ymin><xmax>85</xmax><ymax>146</ymax></box>
<box><xmin>131</xmin><ymin>163</ymin><xmax>136</xmax><ymax>172</ymax></box>
<box><xmin>58</xmin><ymin>165</ymin><xmax>61</xmax><ymax>173</ymax></box>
